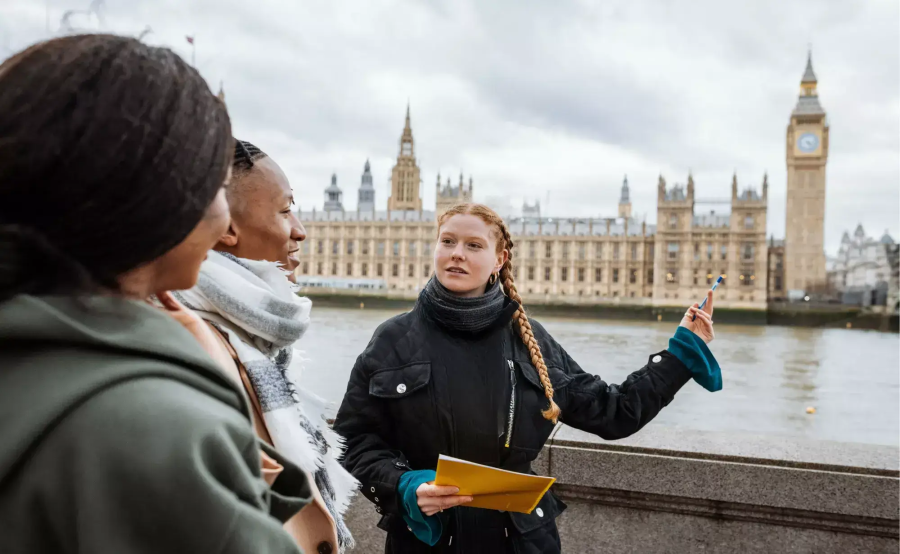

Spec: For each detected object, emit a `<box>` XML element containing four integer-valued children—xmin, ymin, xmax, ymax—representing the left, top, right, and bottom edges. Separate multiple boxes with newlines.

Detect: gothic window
<box><xmin>392</xmin><ymin>264</ymin><xmax>398</xmax><ymax>277</ymax></box>
<box><xmin>669</xmin><ymin>214</ymin><xmax>678</xmax><ymax>229</ymax></box>
<box><xmin>544</xmin><ymin>267</ymin><xmax>551</xmax><ymax>281</ymax></box>
<box><xmin>423</xmin><ymin>264</ymin><xmax>430</xmax><ymax>277</ymax></box>
<box><xmin>613</xmin><ymin>269</ymin><xmax>619</xmax><ymax>283</ymax></box>
<box><xmin>613</xmin><ymin>244</ymin><xmax>620</xmax><ymax>261</ymax></box>
<box><xmin>408</xmin><ymin>241</ymin><xmax>417</xmax><ymax>257</ymax></box>
<box><xmin>302</xmin><ymin>262</ymin><xmax>309</xmax><ymax>274</ymax></box>
<box><xmin>596</xmin><ymin>243</ymin><xmax>604</xmax><ymax>259</ymax></box>
<box><xmin>562</xmin><ymin>242</ymin><xmax>570</xmax><ymax>260</ymax></box>
<box><xmin>630</xmin><ymin>269</ymin><xmax>637</xmax><ymax>284</ymax></box>
<box><xmin>393</xmin><ymin>241</ymin><xmax>400</xmax><ymax>256</ymax></box>
<box><xmin>742</xmin><ymin>243</ymin><xmax>754</xmax><ymax>261</ymax></box>
<box><xmin>377</xmin><ymin>241</ymin><xmax>385</xmax><ymax>256</ymax></box>
<box><xmin>707</xmin><ymin>243</ymin><xmax>713</xmax><ymax>260</ymax></box>
<box><xmin>377</xmin><ymin>263</ymin><xmax>383</xmax><ymax>277</ymax></box>
<box><xmin>720</xmin><ymin>245</ymin><xmax>728</xmax><ymax>260</ymax></box>
<box><xmin>408</xmin><ymin>264</ymin><xmax>414</xmax><ymax>277</ymax></box>
<box><xmin>561</xmin><ymin>268</ymin><xmax>568</xmax><ymax>282</ymax></box>
<box><xmin>744</xmin><ymin>215</ymin><xmax>754</xmax><ymax>229</ymax></box>
<box><xmin>667</xmin><ymin>242</ymin><xmax>679</xmax><ymax>260</ymax></box>
<box><xmin>631</xmin><ymin>244</ymin><xmax>637</xmax><ymax>260</ymax></box>
<box><xmin>317</xmin><ymin>240</ymin><xmax>324</xmax><ymax>255</ymax></box>
<box><xmin>362</xmin><ymin>240</ymin><xmax>369</xmax><ymax>255</ymax></box>
<box><xmin>332</xmin><ymin>241</ymin><xmax>339</xmax><ymax>255</ymax></box>
<box><xmin>301</xmin><ymin>241</ymin><xmax>310</xmax><ymax>255</ymax></box>
<box><xmin>528</xmin><ymin>242</ymin><xmax>536</xmax><ymax>258</ymax></box>
<box><xmin>527</xmin><ymin>267</ymin><xmax>535</xmax><ymax>281</ymax></box>
<box><xmin>545</xmin><ymin>242</ymin><xmax>553</xmax><ymax>258</ymax></box>
<box><xmin>317</xmin><ymin>262</ymin><xmax>323</xmax><ymax>275</ymax></box>
<box><xmin>694</xmin><ymin>243</ymin><xmax>700</xmax><ymax>261</ymax></box>
<box><xmin>595</xmin><ymin>268</ymin><xmax>602</xmax><ymax>282</ymax></box>
<box><xmin>647</xmin><ymin>269</ymin><xmax>654</xmax><ymax>284</ymax></box>
<box><xmin>362</xmin><ymin>263</ymin><xmax>368</xmax><ymax>276</ymax></box>
<box><xmin>347</xmin><ymin>240</ymin><xmax>354</xmax><ymax>255</ymax></box>
<box><xmin>346</xmin><ymin>263</ymin><xmax>353</xmax><ymax>276</ymax></box>
<box><xmin>331</xmin><ymin>262</ymin><xmax>337</xmax><ymax>275</ymax></box>
<box><xmin>578</xmin><ymin>242</ymin><xmax>586</xmax><ymax>260</ymax></box>
<box><xmin>578</xmin><ymin>268</ymin><xmax>585</xmax><ymax>282</ymax></box>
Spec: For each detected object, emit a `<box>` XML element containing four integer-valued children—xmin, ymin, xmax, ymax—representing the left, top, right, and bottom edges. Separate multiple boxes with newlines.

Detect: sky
<box><xmin>3</xmin><ymin>0</ymin><xmax>898</xmax><ymax>253</ymax></box>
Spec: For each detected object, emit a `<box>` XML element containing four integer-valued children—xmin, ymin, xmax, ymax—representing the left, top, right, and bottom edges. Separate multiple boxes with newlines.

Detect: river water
<box><xmin>297</xmin><ymin>306</ymin><xmax>900</xmax><ymax>446</ymax></box>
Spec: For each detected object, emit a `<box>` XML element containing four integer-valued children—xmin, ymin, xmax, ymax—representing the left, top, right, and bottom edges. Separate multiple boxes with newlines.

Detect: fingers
<box><xmin>418</xmin><ymin>491</ymin><xmax>474</xmax><ymax>516</ymax></box>
<box><xmin>687</xmin><ymin>307</ymin><xmax>713</xmax><ymax>326</ymax></box>
<box><xmin>704</xmin><ymin>289</ymin><xmax>714</xmax><ymax>316</ymax></box>
<box><xmin>419</xmin><ymin>484</ymin><xmax>460</xmax><ymax>497</ymax></box>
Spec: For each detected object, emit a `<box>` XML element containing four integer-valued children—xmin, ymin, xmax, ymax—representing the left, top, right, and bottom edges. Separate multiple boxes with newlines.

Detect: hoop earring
<box><xmin>488</xmin><ymin>273</ymin><xmax>498</xmax><ymax>285</ymax></box>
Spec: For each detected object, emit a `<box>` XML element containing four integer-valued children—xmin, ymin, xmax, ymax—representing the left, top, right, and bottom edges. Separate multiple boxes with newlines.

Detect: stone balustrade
<box><xmin>343</xmin><ymin>425</ymin><xmax>899</xmax><ymax>553</ymax></box>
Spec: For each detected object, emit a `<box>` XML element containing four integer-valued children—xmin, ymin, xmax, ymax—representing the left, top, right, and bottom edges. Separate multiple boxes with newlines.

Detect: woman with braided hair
<box><xmin>0</xmin><ymin>35</ymin><xmax>310</xmax><ymax>553</ymax></box>
<box><xmin>334</xmin><ymin>203</ymin><xmax>721</xmax><ymax>553</ymax></box>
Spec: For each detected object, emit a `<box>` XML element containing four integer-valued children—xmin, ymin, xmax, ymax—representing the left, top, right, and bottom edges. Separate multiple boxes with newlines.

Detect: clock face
<box><xmin>797</xmin><ymin>132</ymin><xmax>819</xmax><ymax>153</ymax></box>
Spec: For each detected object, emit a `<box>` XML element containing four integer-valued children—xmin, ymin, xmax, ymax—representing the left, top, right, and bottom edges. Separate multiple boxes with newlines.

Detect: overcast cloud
<box><xmin>3</xmin><ymin>0</ymin><xmax>898</xmax><ymax>252</ymax></box>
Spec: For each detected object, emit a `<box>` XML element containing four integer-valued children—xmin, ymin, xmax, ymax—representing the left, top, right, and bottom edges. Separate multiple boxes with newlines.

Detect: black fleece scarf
<box><xmin>419</xmin><ymin>276</ymin><xmax>508</xmax><ymax>334</ymax></box>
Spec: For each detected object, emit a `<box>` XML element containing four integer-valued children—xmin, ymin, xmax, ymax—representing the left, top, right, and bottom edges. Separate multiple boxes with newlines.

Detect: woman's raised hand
<box><xmin>416</xmin><ymin>482</ymin><xmax>473</xmax><ymax>517</ymax></box>
<box><xmin>679</xmin><ymin>289</ymin><xmax>715</xmax><ymax>344</ymax></box>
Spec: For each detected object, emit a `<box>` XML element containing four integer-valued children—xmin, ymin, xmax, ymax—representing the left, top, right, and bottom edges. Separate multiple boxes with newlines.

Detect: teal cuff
<box><xmin>668</xmin><ymin>326</ymin><xmax>723</xmax><ymax>392</ymax></box>
<box><xmin>398</xmin><ymin>470</ymin><xmax>442</xmax><ymax>546</ymax></box>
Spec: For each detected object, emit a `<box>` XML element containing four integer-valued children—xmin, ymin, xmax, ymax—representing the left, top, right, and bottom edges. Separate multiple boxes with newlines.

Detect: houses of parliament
<box><xmin>295</xmin><ymin>54</ymin><xmax>829</xmax><ymax>309</ymax></box>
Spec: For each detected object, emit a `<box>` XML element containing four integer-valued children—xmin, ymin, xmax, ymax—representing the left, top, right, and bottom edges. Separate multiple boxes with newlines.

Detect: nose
<box><xmin>451</xmin><ymin>243</ymin><xmax>465</xmax><ymax>260</ymax></box>
<box><xmin>290</xmin><ymin>215</ymin><xmax>307</xmax><ymax>242</ymax></box>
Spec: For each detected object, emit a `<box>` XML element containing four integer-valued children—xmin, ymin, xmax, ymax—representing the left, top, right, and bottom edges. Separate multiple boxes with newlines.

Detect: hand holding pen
<box><xmin>678</xmin><ymin>275</ymin><xmax>720</xmax><ymax>344</ymax></box>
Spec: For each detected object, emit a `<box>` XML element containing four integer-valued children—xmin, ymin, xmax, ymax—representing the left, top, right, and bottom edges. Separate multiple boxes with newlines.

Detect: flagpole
<box><xmin>191</xmin><ymin>41</ymin><xmax>195</xmax><ymax>67</ymax></box>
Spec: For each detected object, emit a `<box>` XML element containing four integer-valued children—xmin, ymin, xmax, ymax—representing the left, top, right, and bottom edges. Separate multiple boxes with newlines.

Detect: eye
<box><xmin>441</xmin><ymin>238</ymin><xmax>454</xmax><ymax>245</ymax></box>
<box><xmin>468</xmin><ymin>242</ymin><xmax>483</xmax><ymax>249</ymax></box>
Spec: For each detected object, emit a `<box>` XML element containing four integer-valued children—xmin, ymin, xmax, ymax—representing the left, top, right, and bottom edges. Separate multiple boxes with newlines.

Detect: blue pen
<box><xmin>693</xmin><ymin>275</ymin><xmax>723</xmax><ymax>321</ymax></box>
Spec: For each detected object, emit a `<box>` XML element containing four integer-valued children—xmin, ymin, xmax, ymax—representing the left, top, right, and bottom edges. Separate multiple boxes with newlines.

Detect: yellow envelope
<box><xmin>434</xmin><ymin>454</ymin><xmax>555</xmax><ymax>514</ymax></box>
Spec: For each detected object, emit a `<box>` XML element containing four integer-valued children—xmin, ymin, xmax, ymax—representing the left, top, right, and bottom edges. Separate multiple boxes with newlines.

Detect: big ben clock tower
<box><xmin>785</xmin><ymin>52</ymin><xmax>829</xmax><ymax>296</ymax></box>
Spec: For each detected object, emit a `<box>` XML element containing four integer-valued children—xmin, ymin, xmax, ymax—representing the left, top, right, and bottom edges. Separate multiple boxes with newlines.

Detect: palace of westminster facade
<box><xmin>296</xmin><ymin>55</ymin><xmax>829</xmax><ymax>310</ymax></box>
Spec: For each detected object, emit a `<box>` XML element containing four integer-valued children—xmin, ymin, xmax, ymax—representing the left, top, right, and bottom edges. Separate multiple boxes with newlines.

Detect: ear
<box><xmin>217</xmin><ymin>221</ymin><xmax>239</xmax><ymax>248</ymax></box>
<box><xmin>495</xmin><ymin>248</ymin><xmax>510</xmax><ymax>272</ymax></box>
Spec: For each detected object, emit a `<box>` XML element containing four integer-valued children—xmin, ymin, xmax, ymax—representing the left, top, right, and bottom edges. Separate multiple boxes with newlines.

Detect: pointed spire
<box><xmin>216</xmin><ymin>81</ymin><xmax>225</xmax><ymax>102</ymax></box>
<box><xmin>364</xmin><ymin>159</ymin><xmax>370</xmax><ymax>172</ymax></box>
<box><xmin>619</xmin><ymin>175</ymin><xmax>630</xmax><ymax>204</ymax></box>
<box><xmin>331</xmin><ymin>173</ymin><xmax>337</xmax><ymax>185</ymax></box>
<box><xmin>405</xmin><ymin>100</ymin><xmax>411</xmax><ymax>129</ymax></box>
<box><xmin>802</xmin><ymin>49</ymin><xmax>817</xmax><ymax>83</ymax></box>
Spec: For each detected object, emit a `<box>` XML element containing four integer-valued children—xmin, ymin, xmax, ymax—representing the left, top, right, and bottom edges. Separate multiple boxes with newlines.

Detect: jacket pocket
<box><xmin>516</xmin><ymin>360</ymin><xmax>572</xmax><ymax>393</ymax></box>
<box><xmin>369</xmin><ymin>362</ymin><xmax>432</xmax><ymax>398</ymax></box>
<box><xmin>508</xmin><ymin>489</ymin><xmax>567</xmax><ymax>534</ymax></box>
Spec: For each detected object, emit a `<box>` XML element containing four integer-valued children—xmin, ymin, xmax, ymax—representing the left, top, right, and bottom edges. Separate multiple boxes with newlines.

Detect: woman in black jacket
<box><xmin>334</xmin><ymin>203</ymin><xmax>720</xmax><ymax>553</ymax></box>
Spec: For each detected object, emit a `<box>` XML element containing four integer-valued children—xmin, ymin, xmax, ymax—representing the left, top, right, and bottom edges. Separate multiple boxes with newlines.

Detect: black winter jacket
<box><xmin>333</xmin><ymin>298</ymin><xmax>692</xmax><ymax>554</ymax></box>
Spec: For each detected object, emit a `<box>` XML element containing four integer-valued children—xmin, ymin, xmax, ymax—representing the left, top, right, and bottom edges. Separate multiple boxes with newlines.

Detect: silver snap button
<box><xmin>536</xmin><ymin>508</ymin><xmax>544</xmax><ymax>517</ymax></box>
<box><xmin>396</xmin><ymin>383</ymin><xmax>407</xmax><ymax>394</ymax></box>
<box><xmin>374</xmin><ymin>497</ymin><xmax>379</xmax><ymax>502</ymax></box>
<box><xmin>652</xmin><ymin>355</ymin><xmax>662</xmax><ymax>364</ymax></box>
<box><xmin>370</xmin><ymin>486</ymin><xmax>375</xmax><ymax>493</ymax></box>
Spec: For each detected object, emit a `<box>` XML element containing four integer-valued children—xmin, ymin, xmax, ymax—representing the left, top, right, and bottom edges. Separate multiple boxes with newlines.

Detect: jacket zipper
<box><xmin>504</xmin><ymin>359</ymin><xmax>516</xmax><ymax>448</ymax></box>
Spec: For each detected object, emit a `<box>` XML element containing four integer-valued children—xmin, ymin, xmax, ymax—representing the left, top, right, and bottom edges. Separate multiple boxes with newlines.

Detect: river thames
<box><xmin>298</xmin><ymin>306</ymin><xmax>900</xmax><ymax>446</ymax></box>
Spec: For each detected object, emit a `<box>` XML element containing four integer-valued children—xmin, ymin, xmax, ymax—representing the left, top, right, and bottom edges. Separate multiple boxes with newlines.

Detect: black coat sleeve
<box><xmin>333</xmin><ymin>354</ymin><xmax>410</xmax><ymax>517</ymax></box>
<box><xmin>533</xmin><ymin>320</ymin><xmax>693</xmax><ymax>440</ymax></box>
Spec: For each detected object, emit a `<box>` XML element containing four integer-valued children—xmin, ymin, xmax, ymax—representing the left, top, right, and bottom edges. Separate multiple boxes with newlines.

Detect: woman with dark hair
<box><xmin>176</xmin><ymin>139</ymin><xmax>359</xmax><ymax>554</ymax></box>
<box><xmin>0</xmin><ymin>35</ymin><xmax>309</xmax><ymax>553</ymax></box>
<box><xmin>334</xmin><ymin>203</ymin><xmax>721</xmax><ymax>553</ymax></box>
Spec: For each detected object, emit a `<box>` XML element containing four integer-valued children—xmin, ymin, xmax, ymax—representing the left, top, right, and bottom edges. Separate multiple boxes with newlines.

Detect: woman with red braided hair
<box><xmin>334</xmin><ymin>203</ymin><xmax>721</xmax><ymax>553</ymax></box>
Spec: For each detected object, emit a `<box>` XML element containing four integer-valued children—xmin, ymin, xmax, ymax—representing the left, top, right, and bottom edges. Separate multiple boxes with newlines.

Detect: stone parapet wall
<box><xmin>343</xmin><ymin>425</ymin><xmax>899</xmax><ymax>553</ymax></box>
